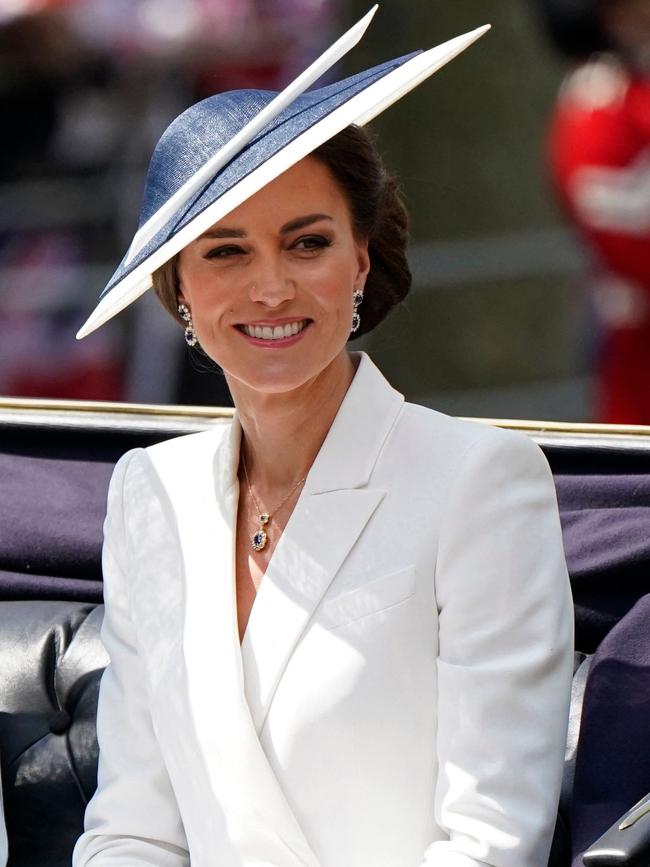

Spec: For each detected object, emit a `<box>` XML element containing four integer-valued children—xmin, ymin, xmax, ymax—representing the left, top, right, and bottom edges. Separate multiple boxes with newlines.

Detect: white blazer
<box><xmin>73</xmin><ymin>352</ymin><xmax>573</xmax><ymax>867</ymax></box>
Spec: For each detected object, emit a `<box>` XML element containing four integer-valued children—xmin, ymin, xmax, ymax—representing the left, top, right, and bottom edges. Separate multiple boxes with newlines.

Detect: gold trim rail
<box><xmin>2</xmin><ymin>396</ymin><xmax>650</xmax><ymax>441</ymax></box>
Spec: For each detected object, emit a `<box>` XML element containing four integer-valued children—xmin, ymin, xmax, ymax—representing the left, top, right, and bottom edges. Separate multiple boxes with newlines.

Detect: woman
<box><xmin>73</xmin><ymin>12</ymin><xmax>573</xmax><ymax>867</ymax></box>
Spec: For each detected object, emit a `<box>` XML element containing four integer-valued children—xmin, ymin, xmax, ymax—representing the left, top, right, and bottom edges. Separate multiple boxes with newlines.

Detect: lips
<box><xmin>239</xmin><ymin>319</ymin><xmax>309</xmax><ymax>340</ymax></box>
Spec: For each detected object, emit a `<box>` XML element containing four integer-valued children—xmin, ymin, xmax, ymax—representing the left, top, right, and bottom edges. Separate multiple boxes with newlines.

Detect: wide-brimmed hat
<box><xmin>77</xmin><ymin>7</ymin><xmax>489</xmax><ymax>339</ymax></box>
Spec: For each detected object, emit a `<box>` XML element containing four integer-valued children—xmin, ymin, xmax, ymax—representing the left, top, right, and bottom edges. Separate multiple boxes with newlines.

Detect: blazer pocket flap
<box><xmin>319</xmin><ymin>566</ymin><xmax>416</xmax><ymax>630</ymax></box>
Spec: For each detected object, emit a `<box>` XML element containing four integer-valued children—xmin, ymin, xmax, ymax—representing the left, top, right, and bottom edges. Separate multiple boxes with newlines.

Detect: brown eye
<box><xmin>207</xmin><ymin>245</ymin><xmax>245</xmax><ymax>259</ymax></box>
<box><xmin>294</xmin><ymin>235</ymin><xmax>331</xmax><ymax>251</ymax></box>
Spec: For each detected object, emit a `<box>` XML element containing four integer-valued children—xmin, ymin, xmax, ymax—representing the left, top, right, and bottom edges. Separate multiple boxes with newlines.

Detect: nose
<box><xmin>248</xmin><ymin>256</ymin><xmax>295</xmax><ymax>308</ymax></box>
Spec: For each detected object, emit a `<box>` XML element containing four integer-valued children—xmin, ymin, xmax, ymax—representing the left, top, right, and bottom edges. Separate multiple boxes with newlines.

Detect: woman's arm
<box><xmin>423</xmin><ymin>430</ymin><xmax>573</xmax><ymax>867</ymax></box>
<box><xmin>73</xmin><ymin>452</ymin><xmax>189</xmax><ymax>867</ymax></box>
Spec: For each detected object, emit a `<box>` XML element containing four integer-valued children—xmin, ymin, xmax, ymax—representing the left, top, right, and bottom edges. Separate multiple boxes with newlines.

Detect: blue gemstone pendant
<box><xmin>251</xmin><ymin>513</ymin><xmax>270</xmax><ymax>552</ymax></box>
<box><xmin>252</xmin><ymin>530</ymin><xmax>267</xmax><ymax>551</ymax></box>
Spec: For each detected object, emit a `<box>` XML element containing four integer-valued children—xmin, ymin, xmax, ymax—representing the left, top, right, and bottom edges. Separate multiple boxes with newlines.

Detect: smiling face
<box><xmin>176</xmin><ymin>155</ymin><xmax>370</xmax><ymax>398</ymax></box>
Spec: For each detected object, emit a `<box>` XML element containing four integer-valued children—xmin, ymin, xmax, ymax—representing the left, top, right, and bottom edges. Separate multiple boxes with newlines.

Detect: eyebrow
<box><xmin>198</xmin><ymin>213</ymin><xmax>333</xmax><ymax>241</ymax></box>
<box><xmin>199</xmin><ymin>226</ymin><xmax>246</xmax><ymax>239</ymax></box>
<box><xmin>280</xmin><ymin>213</ymin><xmax>333</xmax><ymax>233</ymax></box>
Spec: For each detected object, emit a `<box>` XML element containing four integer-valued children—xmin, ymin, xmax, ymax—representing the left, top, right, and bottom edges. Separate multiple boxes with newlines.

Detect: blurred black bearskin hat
<box><xmin>533</xmin><ymin>0</ymin><xmax>613</xmax><ymax>58</ymax></box>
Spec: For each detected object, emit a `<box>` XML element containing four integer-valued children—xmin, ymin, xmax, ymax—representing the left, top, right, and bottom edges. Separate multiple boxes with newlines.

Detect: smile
<box><xmin>239</xmin><ymin>319</ymin><xmax>309</xmax><ymax>341</ymax></box>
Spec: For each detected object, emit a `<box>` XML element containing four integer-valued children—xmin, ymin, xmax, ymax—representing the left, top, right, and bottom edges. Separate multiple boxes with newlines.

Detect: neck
<box><xmin>228</xmin><ymin>351</ymin><xmax>357</xmax><ymax>494</ymax></box>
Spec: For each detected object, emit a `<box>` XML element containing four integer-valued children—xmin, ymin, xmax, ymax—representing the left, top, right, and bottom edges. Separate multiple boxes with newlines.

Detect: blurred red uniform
<box><xmin>549</xmin><ymin>57</ymin><xmax>650</xmax><ymax>422</ymax></box>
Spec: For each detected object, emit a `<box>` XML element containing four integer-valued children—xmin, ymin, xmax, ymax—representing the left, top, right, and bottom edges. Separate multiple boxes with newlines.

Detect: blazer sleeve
<box><xmin>423</xmin><ymin>430</ymin><xmax>573</xmax><ymax>867</ymax></box>
<box><xmin>73</xmin><ymin>451</ymin><xmax>190</xmax><ymax>867</ymax></box>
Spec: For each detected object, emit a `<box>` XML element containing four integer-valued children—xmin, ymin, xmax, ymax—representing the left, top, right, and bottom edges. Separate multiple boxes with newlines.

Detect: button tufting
<box><xmin>49</xmin><ymin>710</ymin><xmax>71</xmax><ymax>735</ymax></box>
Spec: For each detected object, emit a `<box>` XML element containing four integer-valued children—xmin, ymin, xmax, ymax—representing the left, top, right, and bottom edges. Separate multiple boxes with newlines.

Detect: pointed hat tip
<box><xmin>456</xmin><ymin>23</ymin><xmax>491</xmax><ymax>45</ymax></box>
<box><xmin>76</xmin><ymin>319</ymin><xmax>96</xmax><ymax>340</ymax></box>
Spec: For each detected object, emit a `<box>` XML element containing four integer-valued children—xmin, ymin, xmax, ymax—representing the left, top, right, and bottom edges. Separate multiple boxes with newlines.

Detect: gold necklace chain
<box><xmin>241</xmin><ymin>453</ymin><xmax>306</xmax><ymax>552</ymax></box>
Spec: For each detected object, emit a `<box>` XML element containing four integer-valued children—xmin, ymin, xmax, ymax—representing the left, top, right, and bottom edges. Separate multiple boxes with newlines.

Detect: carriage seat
<box><xmin>1</xmin><ymin>405</ymin><xmax>650</xmax><ymax>866</ymax></box>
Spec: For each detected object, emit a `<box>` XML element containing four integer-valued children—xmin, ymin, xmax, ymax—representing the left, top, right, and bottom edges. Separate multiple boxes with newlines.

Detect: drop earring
<box><xmin>351</xmin><ymin>289</ymin><xmax>364</xmax><ymax>333</ymax></box>
<box><xmin>177</xmin><ymin>302</ymin><xmax>198</xmax><ymax>347</ymax></box>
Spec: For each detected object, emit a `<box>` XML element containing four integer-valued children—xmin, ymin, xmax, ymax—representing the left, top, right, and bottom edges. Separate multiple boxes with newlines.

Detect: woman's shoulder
<box><xmin>386</xmin><ymin>403</ymin><xmax>559</xmax><ymax>542</ymax></box>
<box><xmin>401</xmin><ymin>399</ymin><xmax>538</xmax><ymax>453</ymax></box>
<box><xmin>359</xmin><ymin>353</ymin><xmax>541</xmax><ymax>465</ymax></box>
<box><xmin>109</xmin><ymin>424</ymin><xmax>231</xmax><ymax>490</ymax></box>
<box><xmin>145</xmin><ymin>423</ymin><xmax>231</xmax><ymax>461</ymax></box>
<box><xmin>394</xmin><ymin>400</ymin><xmax>550</xmax><ymax>482</ymax></box>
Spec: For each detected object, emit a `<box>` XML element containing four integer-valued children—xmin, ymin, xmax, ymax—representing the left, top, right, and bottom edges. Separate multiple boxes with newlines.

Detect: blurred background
<box><xmin>1</xmin><ymin>0</ymin><xmax>649</xmax><ymax>422</ymax></box>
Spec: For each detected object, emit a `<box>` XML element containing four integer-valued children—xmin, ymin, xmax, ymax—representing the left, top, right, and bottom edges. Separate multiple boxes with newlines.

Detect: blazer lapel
<box><xmin>156</xmin><ymin>419</ymin><xmax>322</xmax><ymax>867</ymax></box>
<box><xmin>242</xmin><ymin>486</ymin><xmax>385</xmax><ymax>733</ymax></box>
<box><xmin>148</xmin><ymin>353</ymin><xmax>403</xmax><ymax>865</ymax></box>
<box><xmin>242</xmin><ymin>352</ymin><xmax>404</xmax><ymax>733</ymax></box>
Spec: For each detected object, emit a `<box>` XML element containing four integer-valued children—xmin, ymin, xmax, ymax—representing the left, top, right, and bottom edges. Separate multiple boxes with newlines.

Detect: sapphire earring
<box><xmin>177</xmin><ymin>303</ymin><xmax>198</xmax><ymax>347</ymax></box>
<box><xmin>351</xmin><ymin>289</ymin><xmax>364</xmax><ymax>333</ymax></box>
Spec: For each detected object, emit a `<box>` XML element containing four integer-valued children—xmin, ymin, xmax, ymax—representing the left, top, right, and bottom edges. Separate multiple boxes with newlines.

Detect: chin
<box><xmin>217</xmin><ymin>346</ymin><xmax>350</xmax><ymax>398</ymax></box>
<box><xmin>227</xmin><ymin>374</ymin><xmax>317</xmax><ymax>399</ymax></box>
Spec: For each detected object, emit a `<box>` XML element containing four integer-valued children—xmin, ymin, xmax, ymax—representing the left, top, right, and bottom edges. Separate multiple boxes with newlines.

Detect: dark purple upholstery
<box><xmin>0</xmin><ymin>423</ymin><xmax>166</xmax><ymax>604</ymax></box>
<box><xmin>570</xmin><ymin>594</ymin><xmax>650</xmax><ymax>866</ymax></box>
<box><xmin>0</xmin><ymin>452</ymin><xmax>109</xmax><ymax>600</ymax></box>
<box><xmin>556</xmin><ymin>474</ymin><xmax>650</xmax><ymax>653</ymax></box>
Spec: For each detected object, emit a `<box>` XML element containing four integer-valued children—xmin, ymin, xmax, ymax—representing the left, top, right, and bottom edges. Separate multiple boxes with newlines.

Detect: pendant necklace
<box><xmin>241</xmin><ymin>454</ymin><xmax>306</xmax><ymax>552</ymax></box>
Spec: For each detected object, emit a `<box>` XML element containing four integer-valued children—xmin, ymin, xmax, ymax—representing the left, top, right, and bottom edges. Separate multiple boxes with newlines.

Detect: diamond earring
<box><xmin>351</xmin><ymin>289</ymin><xmax>364</xmax><ymax>333</ymax></box>
<box><xmin>177</xmin><ymin>303</ymin><xmax>198</xmax><ymax>347</ymax></box>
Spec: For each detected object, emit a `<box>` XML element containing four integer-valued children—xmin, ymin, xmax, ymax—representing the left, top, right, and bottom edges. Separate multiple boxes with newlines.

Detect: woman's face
<box><xmin>177</xmin><ymin>155</ymin><xmax>370</xmax><ymax>397</ymax></box>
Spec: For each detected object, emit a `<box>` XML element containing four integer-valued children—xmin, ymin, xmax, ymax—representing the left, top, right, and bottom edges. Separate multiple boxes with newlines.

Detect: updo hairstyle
<box><xmin>152</xmin><ymin>123</ymin><xmax>411</xmax><ymax>340</ymax></box>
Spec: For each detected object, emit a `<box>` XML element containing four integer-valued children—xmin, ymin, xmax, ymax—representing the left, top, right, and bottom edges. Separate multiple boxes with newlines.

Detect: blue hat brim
<box><xmin>103</xmin><ymin>53</ymin><xmax>416</xmax><ymax>299</ymax></box>
<box><xmin>77</xmin><ymin>24</ymin><xmax>490</xmax><ymax>339</ymax></box>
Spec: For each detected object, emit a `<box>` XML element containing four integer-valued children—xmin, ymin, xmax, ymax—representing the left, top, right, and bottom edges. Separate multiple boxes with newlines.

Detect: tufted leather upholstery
<box><xmin>0</xmin><ymin>602</ymin><xmax>106</xmax><ymax>867</ymax></box>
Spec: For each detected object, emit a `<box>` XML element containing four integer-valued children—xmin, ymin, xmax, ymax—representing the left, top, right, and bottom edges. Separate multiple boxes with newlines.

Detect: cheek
<box><xmin>181</xmin><ymin>271</ymin><xmax>236</xmax><ymax>318</ymax></box>
<box><xmin>305</xmin><ymin>250</ymin><xmax>358</xmax><ymax>297</ymax></box>
<box><xmin>309</xmin><ymin>275</ymin><xmax>354</xmax><ymax>318</ymax></box>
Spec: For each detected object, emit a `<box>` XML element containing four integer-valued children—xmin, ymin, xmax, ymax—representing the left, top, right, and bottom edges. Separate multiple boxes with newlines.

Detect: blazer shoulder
<box><xmin>144</xmin><ymin>423</ymin><xmax>231</xmax><ymax>461</ymax></box>
<box><xmin>394</xmin><ymin>401</ymin><xmax>549</xmax><ymax>478</ymax></box>
<box><xmin>401</xmin><ymin>400</ymin><xmax>536</xmax><ymax>451</ymax></box>
<box><xmin>106</xmin><ymin>423</ymin><xmax>232</xmax><ymax>505</ymax></box>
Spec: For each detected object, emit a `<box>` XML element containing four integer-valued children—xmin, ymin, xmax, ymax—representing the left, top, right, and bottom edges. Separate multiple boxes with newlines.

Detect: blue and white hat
<box><xmin>77</xmin><ymin>7</ymin><xmax>489</xmax><ymax>339</ymax></box>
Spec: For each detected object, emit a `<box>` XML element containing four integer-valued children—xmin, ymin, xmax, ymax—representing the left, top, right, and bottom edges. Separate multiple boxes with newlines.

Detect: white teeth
<box><xmin>242</xmin><ymin>320</ymin><xmax>307</xmax><ymax>340</ymax></box>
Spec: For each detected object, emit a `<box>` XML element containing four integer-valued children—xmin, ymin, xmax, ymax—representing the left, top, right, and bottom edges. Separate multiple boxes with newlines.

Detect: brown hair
<box><xmin>152</xmin><ymin>124</ymin><xmax>411</xmax><ymax>339</ymax></box>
